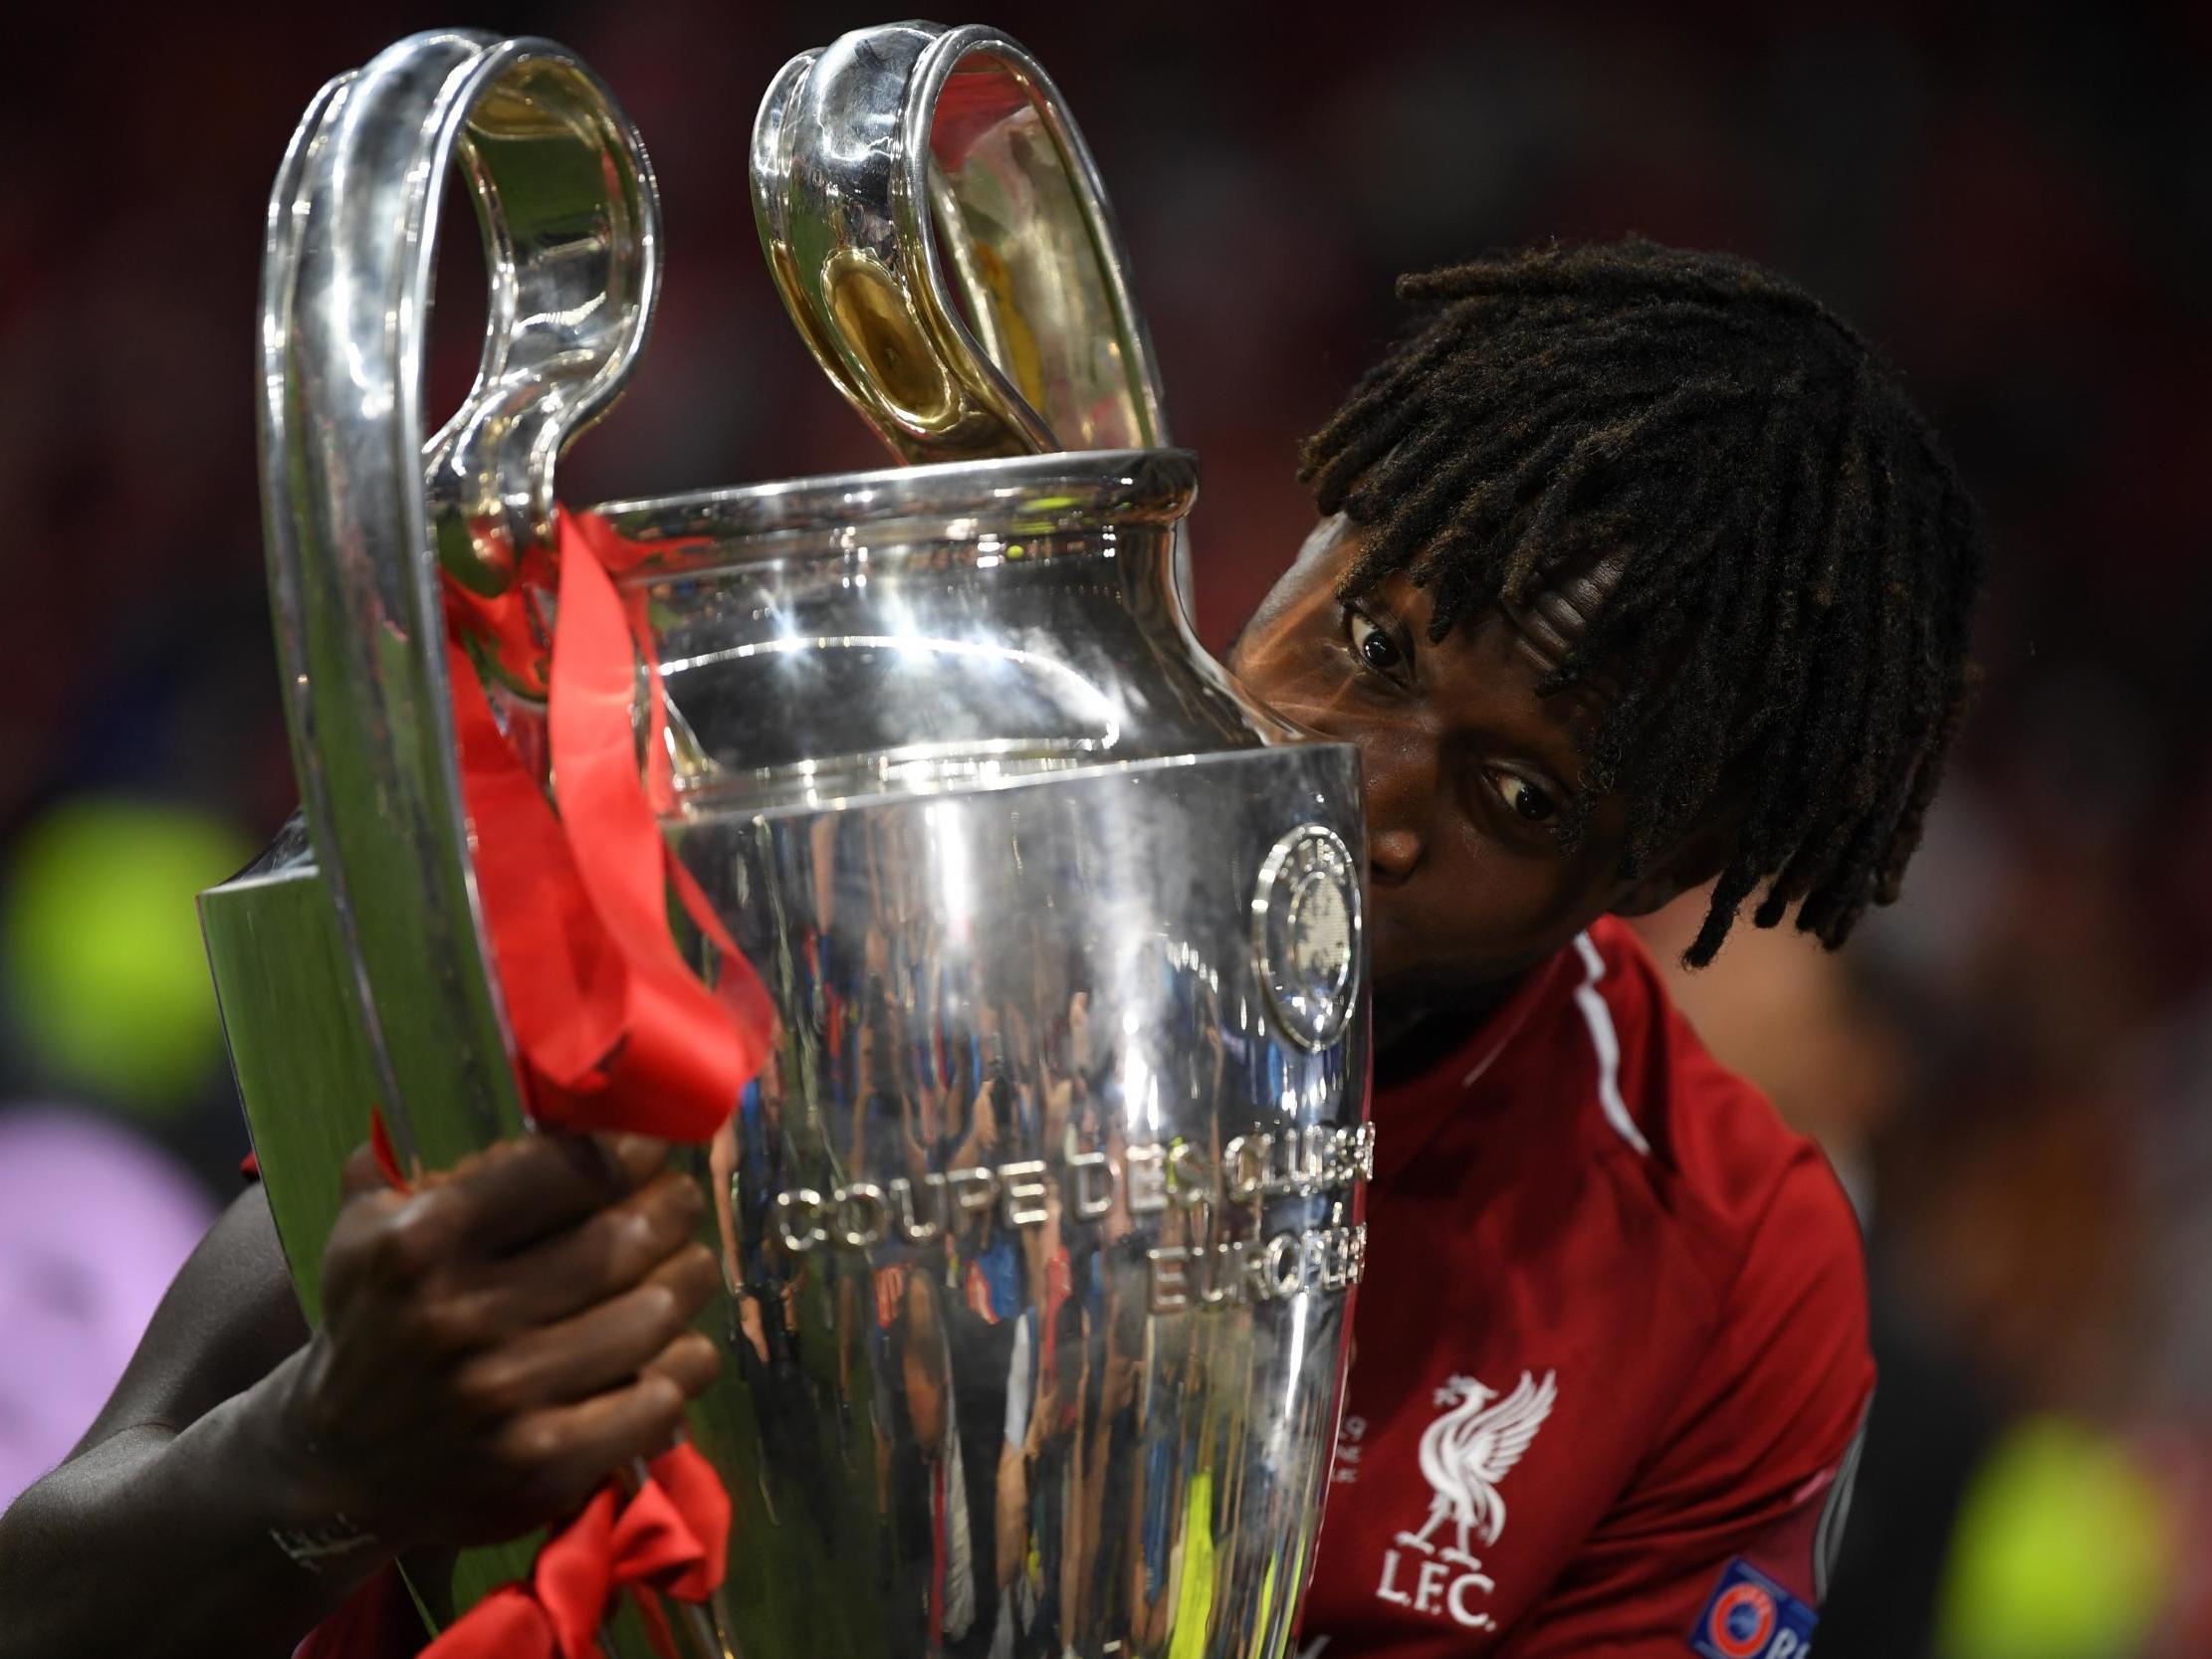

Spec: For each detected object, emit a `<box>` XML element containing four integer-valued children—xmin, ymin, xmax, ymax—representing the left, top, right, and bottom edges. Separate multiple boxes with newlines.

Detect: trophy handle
<box><xmin>259</xmin><ymin>30</ymin><xmax>660</xmax><ymax>1161</ymax></box>
<box><xmin>753</xmin><ymin>22</ymin><xmax>1168</xmax><ymax>465</ymax></box>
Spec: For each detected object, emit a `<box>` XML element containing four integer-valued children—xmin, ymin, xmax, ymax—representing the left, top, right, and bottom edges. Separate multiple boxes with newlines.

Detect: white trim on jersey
<box><xmin>1572</xmin><ymin>933</ymin><xmax>1652</xmax><ymax>1157</ymax></box>
<box><xmin>1815</xmin><ymin>1397</ymin><xmax>1871</xmax><ymax>1602</ymax></box>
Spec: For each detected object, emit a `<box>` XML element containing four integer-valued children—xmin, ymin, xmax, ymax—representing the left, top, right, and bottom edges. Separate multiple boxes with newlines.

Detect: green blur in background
<box><xmin>2</xmin><ymin>796</ymin><xmax>250</xmax><ymax>1117</ymax></box>
<box><xmin>1936</xmin><ymin>1415</ymin><xmax>2176</xmax><ymax>1659</ymax></box>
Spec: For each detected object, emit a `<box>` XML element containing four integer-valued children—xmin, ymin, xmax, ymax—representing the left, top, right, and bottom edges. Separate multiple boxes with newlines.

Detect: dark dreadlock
<box><xmin>1300</xmin><ymin>239</ymin><xmax>1983</xmax><ymax>966</ymax></box>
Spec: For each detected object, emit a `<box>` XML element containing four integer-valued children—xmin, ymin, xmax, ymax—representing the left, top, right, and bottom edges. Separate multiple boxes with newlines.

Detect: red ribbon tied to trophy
<box><xmin>443</xmin><ymin>507</ymin><xmax>774</xmax><ymax>1141</ymax></box>
<box><xmin>419</xmin><ymin>1442</ymin><xmax>731</xmax><ymax>1659</ymax></box>
<box><xmin>414</xmin><ymin>508</ymin><xmax>762</xmax><ymax>1653</ymax></box>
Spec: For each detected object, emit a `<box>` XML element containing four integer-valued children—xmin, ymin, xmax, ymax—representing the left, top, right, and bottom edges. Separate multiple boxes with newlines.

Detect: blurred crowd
<box><xmin>2</xmin><ymin>4</ymin><xmax>2207</xmax><ymax>1655</ymax></box>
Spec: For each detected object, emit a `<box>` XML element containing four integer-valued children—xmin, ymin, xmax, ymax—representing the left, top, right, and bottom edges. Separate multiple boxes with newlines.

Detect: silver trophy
<box><xmin>201</xmin><ymin>24</ymin><xmax>1370</xmax><ymax>1658</ymax></box>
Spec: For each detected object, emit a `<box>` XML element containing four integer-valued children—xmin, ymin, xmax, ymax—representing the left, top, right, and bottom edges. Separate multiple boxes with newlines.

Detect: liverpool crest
<box><xmin>1375</xmin><ymin>1369</ymin><xmax>1557</xmax><ymax>1631</ymax></box>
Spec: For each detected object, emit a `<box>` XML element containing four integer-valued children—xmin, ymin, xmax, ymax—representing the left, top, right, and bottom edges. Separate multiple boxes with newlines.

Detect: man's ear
<box><xmin>1608</xmin><ymin>809</ymin><xmax>1741</xmax><ymax>919</ymax></box>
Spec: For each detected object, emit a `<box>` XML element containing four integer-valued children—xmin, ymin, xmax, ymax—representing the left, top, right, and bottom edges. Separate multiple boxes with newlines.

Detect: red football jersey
<box><xmin>1298</xmin><ymin>916</ymin><xmax>1873</xmax><ymax>1657</ymax></box>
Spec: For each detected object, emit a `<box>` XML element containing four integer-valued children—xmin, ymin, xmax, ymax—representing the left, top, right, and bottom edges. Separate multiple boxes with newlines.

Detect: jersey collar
<box><xmin>1368</xmin><ymin>940</ymin><xmax>1583</xmax><ymax>1185</ymax></box>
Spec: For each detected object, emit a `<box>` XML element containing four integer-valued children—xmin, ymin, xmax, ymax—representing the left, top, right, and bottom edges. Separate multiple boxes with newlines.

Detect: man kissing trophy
<box><xmin>200</xmin><ymin>22</ymin><xmax>1372</xmax><ymax>1657</ymax></box>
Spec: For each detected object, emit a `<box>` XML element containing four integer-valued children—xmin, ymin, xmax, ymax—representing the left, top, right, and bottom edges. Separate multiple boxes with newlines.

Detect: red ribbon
<box><xmin>419</xmin><ymin>1442</ymin><xmax>731</xmax><ymax>1659</ymax></box>
<box><xmin>367</xmin><ymin>1105</ymin><xmax>411</xmax><ymax>1192</ymax></box>
<box><xmin>409</xmin><ymin>509</ymin><xmax>753</xmax><ymax>1653</ymax></box>
<box><xmin>446</xmin><ymin>508</ymin><xmax>774</xmax><ymax>1141</ymax></box>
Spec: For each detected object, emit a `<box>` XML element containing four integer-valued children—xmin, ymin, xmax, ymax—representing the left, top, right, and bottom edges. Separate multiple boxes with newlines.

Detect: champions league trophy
<box><xmin>200</xmin><ymin>23</ymin><xmax>1371</xmax><ymax>1657</ymax></box>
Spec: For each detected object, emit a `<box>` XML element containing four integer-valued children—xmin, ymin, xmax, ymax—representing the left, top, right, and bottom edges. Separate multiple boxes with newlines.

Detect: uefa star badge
<box><xmin>1252</xmin><ymin>824</ymin><xmax>1361</xmax><ymax>1050</ymax></box>
<box><xmin>1688</xmin><ymin>1558</ymin><xmax>1818</xmax><ymax>1659</ymax></box>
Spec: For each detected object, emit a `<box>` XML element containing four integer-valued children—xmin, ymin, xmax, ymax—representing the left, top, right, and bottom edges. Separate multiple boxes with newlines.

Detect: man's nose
<box><xmin>1354</xmin><ymin>728</ymin><xmax>1434</xmax><ymax>884</ymax></box>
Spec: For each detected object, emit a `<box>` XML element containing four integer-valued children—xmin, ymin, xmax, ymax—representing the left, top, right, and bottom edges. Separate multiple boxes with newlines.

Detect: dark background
<box><xmin>3</xmin><ymin>4</ymin><xmax>2208</xmax><ymax>1653</ymax></box>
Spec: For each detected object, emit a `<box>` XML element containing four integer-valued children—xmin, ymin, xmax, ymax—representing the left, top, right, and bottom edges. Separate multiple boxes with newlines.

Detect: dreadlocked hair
<box><xmin>1300</xmin><ymin>238</ymin><xmax>1983</xmax><ymax>966</ymax></box>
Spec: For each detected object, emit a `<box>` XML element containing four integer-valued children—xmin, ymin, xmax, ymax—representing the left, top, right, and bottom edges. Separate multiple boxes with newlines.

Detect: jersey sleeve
<box><xmin>292</xmin><ymin>1565</ymin><xmax>429</xmax><ymax>1658</ymax></box>
<box><xmin>1495</xmin><ymin>1148</ymin><xmax>1875</xmax><ymax>1657</ymax></box>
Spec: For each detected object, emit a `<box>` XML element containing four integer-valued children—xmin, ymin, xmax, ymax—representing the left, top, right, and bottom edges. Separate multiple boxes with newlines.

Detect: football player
<box><xmin>0</xmin><ymin>241</ymin><xmax>1980</xmax><ymax>1658</ymax></box>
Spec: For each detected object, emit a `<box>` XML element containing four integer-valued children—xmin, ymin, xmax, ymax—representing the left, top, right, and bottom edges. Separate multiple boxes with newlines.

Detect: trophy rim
<box><xmin>589</xmin><ymin>445</ymin><xmax>1199</xmax><ymax>556</ymax></box>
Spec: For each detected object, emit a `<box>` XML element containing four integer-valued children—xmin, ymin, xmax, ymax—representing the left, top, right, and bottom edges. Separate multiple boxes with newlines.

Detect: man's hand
<box><xmin>268</xmin><ymin>1133</ymin><xmax>720</xmax><ymax>1551</ymax></box>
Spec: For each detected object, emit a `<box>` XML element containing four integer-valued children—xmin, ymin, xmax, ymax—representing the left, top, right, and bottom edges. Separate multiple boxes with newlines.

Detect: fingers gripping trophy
<box><xmin>201</xmin><ymin>23</ymin><xmax>1373</xmax><ymax>1659</ymax></box>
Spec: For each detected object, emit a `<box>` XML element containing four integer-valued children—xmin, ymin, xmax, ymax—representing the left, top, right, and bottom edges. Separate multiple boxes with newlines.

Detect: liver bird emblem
<box><xmin>1395</xmin><ymin>1369</ymin><xmax>1557</xmax><ymax>1568</ymax></box>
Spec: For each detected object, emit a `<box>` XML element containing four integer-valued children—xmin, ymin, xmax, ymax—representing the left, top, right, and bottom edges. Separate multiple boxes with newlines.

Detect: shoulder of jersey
<box><xmin>1576</xmin><ymin>917</ymin><xmax>1856</xmax><ymax>1251</ymax></box>
<box><xmin>1576</xmin><ymin>920</ymin><xmax>1872</xmax><ymax>1428</ymax></box>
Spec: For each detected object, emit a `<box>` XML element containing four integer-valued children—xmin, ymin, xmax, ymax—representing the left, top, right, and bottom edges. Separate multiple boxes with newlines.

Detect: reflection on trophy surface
<box><xmin>200</xmin><ymin>21</ymin><xmax>1371</xmax><ymax>1659</ymax></box>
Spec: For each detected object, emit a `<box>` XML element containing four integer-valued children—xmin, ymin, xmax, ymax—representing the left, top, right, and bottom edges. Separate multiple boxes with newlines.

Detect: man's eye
<box><xmin>1348</xmin><ymin>610</ymin><xmax>1403</xmax><ymax>673</ymax></box>
<box><xmin>1493</xmin><ymin>772</ymin><xmax>1558</xmax><ymax>824</ymax></box>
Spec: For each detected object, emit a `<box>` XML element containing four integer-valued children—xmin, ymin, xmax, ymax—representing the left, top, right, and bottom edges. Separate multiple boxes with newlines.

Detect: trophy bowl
<box><xmin>201</xmin><ymin>26</ymin><xmax>1371</xmax><ymax>1659</ymax></box>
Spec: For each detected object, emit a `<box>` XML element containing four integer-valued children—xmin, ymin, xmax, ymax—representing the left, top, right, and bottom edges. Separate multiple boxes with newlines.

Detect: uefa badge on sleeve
<box><xmin>1687</xmin><ymin>1557</ymin><xmax>1818</xmax><ymax>1659</ymax></box>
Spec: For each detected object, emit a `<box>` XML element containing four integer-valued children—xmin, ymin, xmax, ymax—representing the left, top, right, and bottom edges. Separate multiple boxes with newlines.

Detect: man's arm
<box><xmin>0</xmin><ymin>1185</ymin><xmax>383</xmax><ymax>1658</ymax></box>
<box><xmin>0</xmin><ymin>1134</ymin><xmax>721</xmax><ymax>1659</ymax></box>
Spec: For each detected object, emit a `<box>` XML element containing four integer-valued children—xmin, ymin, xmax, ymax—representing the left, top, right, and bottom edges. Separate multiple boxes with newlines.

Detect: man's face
<box><xmin>1228</xmin><ymin>518</ymin><xmax>1691</xmax><ymax>1011</ymax></box>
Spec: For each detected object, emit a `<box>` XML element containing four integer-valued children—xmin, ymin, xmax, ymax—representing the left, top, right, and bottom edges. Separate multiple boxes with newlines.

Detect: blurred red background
<box><xmin>2</xmin><ymin>4</ymin><xmax>2207</xmax><ymax>1654</ymax></box>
